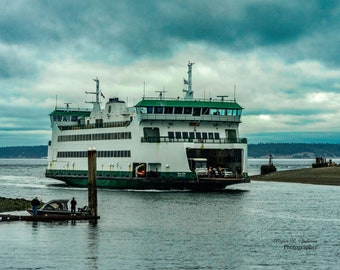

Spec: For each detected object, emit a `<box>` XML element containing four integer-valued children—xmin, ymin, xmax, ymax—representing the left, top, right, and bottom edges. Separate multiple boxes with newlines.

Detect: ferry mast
<box><xmin>183</xmin><ymin>61</ymin><xmax>194</xmax><ymax>99</ymax></box>
<box><xmin>85</xmin><ymin>78</ymin><xmax>101</xmax><ymax>111</ymax></box>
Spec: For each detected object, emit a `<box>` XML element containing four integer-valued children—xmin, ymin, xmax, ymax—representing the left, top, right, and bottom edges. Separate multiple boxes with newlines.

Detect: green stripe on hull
<box><xmin>45</xmin><ymin>169</ymin><xmax>249</xmax><ymax>190</ymax></box>
<box><xmin>46</xmin><ymin>169</ymin><xmax>196</xmax><ymax>188</ymax></box>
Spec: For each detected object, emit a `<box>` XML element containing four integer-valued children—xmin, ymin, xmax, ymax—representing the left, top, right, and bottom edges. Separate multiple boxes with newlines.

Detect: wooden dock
<box><xmin>1</xmin><ymin>148</ymin><xmax>100</xmax><ymax>223</ymax></box>
<box><xmin>0</xmin><ymin>214</ymin><xmax>100</xmax><ymax>222</ymax></box>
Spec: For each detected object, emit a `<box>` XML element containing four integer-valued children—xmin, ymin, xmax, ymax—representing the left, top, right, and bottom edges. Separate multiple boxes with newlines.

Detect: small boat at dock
<box><xmin>27</xmin><ymin>199</ymin><xmax>90</xmax><ymax>216</ymax></box>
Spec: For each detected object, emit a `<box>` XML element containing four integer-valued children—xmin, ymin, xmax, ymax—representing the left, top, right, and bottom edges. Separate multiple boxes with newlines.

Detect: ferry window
<box><xmin>54</xmin><ymin>115</ymin><xmax>61</xmax><ymax>121</ymax></box>
<box><xmin>202</xmin><ymin>108</ymin><xmax>209</xmax><ymax>115</ymax></box>
<box><xmin>196</xmin><ymin>132</ymin><xmax>201</xmax><ymax>139</ymax></box>
<box><xmin>147</xmin><ymin>107</ymin><xmax>153</xmax><ymax>113</ymax></box>
<box><xmin>202</xmin><ymin>132</ymin><xmax>208</xmax><ymax>139</ymax></box>
<box><xmin>208</xmin><ymin>132</ymin><xmax>214</xmax><ymax>139</ymax></box>
<box><xmin>175</xmin><ymin>132</ymin><xmax>182</xmax><ymax>139</ymax></box>
<box><xmin>218</xmin><ymin>109</ymin><xmax>226</xmax><ymax>116</ymax></box>
<box><xmin>226</xmin><ymin>129</ymin><xmax>237</xmax><ymax>142</ymax></box>
<box><xmin>189</xmin><ymin>132</ymin><xmax>195</xmax><ymax>139</ymax></box>
<box><xmin>143</xmin><ymin>127</ymin><xmax>160</xmax><ymax>142</ymax></box>
<box><xmin>96</xmin><ymin>119</ymin><xmax>103</xmax><ymax>128</ymax></box>
<box><xmin>210</xmin><ymin>109</ymin><xmax>219</xmax><ymax>115</ymax></box>
<box><xmin>164</xmin><ymin>107</ymin><xmax>173</xmax><ymax>114</ymax></box>
<box><xmin>108</xmin><ymin>106</ymin><xmax>112</xmax><ymax>113</ymax></box>
<box><xmin>174</xmin><ymin>107</ymin><xmax>183</xmax><ymax>114</ymax></box>
<box><xmin>155</xmin><ymin>106</ymin><xmax>163</xmax><ymax>114</ymax></box>
<box><xmin>184</xmin><ymin>107</ymin><xmax>192</xmax><ymax>114</ymax></box>
<box><xmin>233</xmin><ymin>110</ymin><xmax>237</xmax><ymax>116</ymax></box>
<box><xmin>227</xmin><ymin>109</ymin><xmax>233</xmax><ymax>116</ymax></box>
<box><xmin>214</xmin><ymin>133</ymin><xmax>220</xmax><ymax>139</ymax></box>
<box><xmin>140</xmin><ymin>107</ymin><xmax>147</xmax><ymax>113</ymax></box>
<box><xmin>182</xmin><ymin>132</ymin><xmax>189</xmax><ymax>139</ymax></box>
<box><xmin>193</xmin><ymin>108</ymin><xmax>201</xmax><ymax>116</ymax></box>
<box><xmin>237</xmin><ymin>109</ymin><xmax>242</xmax><ymax>116</ymax></box>
<box><xmin>71</xmin><ymin>116</ymin><xmax>78</xmax><ymax>121</ymax></box>
<box><xmin>168</xmin><ymin>132</ymin><xmax>174</xmax><ymax>139</ymax></box>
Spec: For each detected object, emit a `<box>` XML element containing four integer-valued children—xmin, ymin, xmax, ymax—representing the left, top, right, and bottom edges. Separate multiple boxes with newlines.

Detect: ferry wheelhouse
<box><xmin>45</xmin><ymin>63</ymin><xmax>249</xmax><ymax>190</ymax></box>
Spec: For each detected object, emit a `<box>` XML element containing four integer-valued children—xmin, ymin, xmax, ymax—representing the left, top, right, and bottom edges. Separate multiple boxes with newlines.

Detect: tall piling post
<box><xmin>88</xmin><ymin>148</ymin><xmax>98</xmax><ymax>217</ymax></box>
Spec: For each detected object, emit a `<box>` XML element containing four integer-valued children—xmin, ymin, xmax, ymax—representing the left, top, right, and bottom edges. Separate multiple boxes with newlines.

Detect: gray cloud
<box><xmin>1</xmin><ymin>0</ymin><xmax>340</xmax><ymax>146</ymax></box>
<box><xmin>1</xmin><ymin>1</ymin><xmax>339</xmax><ymax>67</ymax></box>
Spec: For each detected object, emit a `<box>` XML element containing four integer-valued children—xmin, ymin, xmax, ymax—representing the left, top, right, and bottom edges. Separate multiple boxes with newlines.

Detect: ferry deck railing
<box><xmin>141</xmin><ymin>137</ymin><xmax>247</xmax><ymax>144</ymax></box>
<box><xmin>59</xmin><ymin>121</ymin><xmax>131</xmax><ymax>131</ymax></box>
<box><xmin>138</xmin><ymin>114</ymin><xmax>241</xmax><ymax>123</ymax></box>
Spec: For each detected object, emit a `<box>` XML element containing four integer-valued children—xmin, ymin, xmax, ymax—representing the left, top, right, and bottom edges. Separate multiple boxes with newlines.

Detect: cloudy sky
<box><xmin>1</xmin><ymin>0</ymin><xmax>340</xmax><ymax>147</ymax></box>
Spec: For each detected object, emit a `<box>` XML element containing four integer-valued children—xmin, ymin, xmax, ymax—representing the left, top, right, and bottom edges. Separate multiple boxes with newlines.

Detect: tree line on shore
<box><xmin>1</xmin><ymin>143</ymin><xmax>340</xmax><ymax>159</ymax></box>
<box><xmin>248</xmin><ymin>143</ymin><xmax>340</xmax><ymax>158</ymax></box>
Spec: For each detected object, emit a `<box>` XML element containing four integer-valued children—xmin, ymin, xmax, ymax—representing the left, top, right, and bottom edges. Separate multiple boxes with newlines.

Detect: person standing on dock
<box><xmin>31</xmin><ymin>197</ymin><xmax>40</xmax><ymax>215</ymax></box>
<box><xmin>71</xmin><ymin>198</ymin><xmax>77</xmax><ymax>215</ymax></box>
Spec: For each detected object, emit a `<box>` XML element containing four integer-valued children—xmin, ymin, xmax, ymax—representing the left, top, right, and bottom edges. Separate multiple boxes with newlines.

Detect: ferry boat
<box><xmin>45</xmin><ymin>62</ymin><xmax>249</xmax><ymax>190</ymax></box>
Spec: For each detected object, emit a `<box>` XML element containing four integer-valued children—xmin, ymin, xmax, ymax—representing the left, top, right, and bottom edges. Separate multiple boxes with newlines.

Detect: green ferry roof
<box><xmin>135</xmin><ymin>99</ymin><xmax>243</xmax><ymax>109</ymax></box>
<box><xmin>49</xmin><ymin>109</ymin><xmax>91</xmax><ymax>117</ymax></box>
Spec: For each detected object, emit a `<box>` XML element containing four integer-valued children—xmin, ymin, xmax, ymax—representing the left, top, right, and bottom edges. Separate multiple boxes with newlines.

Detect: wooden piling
<box><xmin>88</xmin><ymin>148</ymin><xmax>98</xmax><ymax>217</ymax></box>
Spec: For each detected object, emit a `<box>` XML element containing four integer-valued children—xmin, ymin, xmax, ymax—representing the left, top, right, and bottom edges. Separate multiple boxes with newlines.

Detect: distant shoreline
<box><xmin>251</xmin><ymin>166</ymin><xmax>340</xmax><ymax>186</ymax></box>
<box><xmin>2</xmin><ymin>143</ymin><xmax>340</xmax><ymax>159</ymax></box>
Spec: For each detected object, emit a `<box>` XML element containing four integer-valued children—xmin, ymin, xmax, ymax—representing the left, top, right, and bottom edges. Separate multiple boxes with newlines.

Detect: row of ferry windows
<box><xmin>168</xmin><ymin>131</ymin><xmax>220</xmax><ymax>140</ymax></box>
<box><xmin>58</xmin><ymin>132</ymin><xmax>132</xmax><ymax>142</ymax></box>
<box><xmin>140</xmin><ymin>107</ymin><xmax>241</xmax><ymax>116</ymax></box>
<box><xmin>57</xmin><ymin>150</ymin><xmax>131</xmax><ymax>158</ymax></box>
<box><xmin>52</xmin><ymin>115</ymin><xmax>79</xmax><ymax>122</ymax></box>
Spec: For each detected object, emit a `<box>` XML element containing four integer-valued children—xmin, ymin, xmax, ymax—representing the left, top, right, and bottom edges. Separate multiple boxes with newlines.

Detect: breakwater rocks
<box><xmin>252</xmin><ymin>166</ymin><xmax>340</xmax><ymax>186</ymax></box>
<box><xmin>0</xmin><ymin>197</ymin><xmax>43</xmax><ymax>213</ymax></box>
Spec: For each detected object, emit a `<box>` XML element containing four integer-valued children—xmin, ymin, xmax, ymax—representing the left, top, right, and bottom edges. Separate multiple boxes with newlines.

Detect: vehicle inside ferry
<box><xmin>186</xmin><ymin>148</ymin><xmax>243</xmax><ymax>176</ymax></box>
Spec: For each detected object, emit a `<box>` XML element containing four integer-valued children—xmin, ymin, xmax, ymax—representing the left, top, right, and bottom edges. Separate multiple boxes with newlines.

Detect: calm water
<box><xmin>0</xmin><ymin>159</ymin><xmax>339</xmax><ymax>270</ymax></box>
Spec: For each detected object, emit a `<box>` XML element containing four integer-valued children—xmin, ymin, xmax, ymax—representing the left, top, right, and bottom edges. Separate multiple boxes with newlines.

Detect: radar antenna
<box><xmin>217</xmin><ymin>95</ymin><xmax>228</xmax><ymax>101</ymax></box>
<box><xmin>155</xmin><ymin>88</ymin><xmax>167</xmax><ymax>99</ymax></box>
<box><xmin>64</xmin><ymin>102</ymin><xmax>72</xmax><ymax>111</ymax></box>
